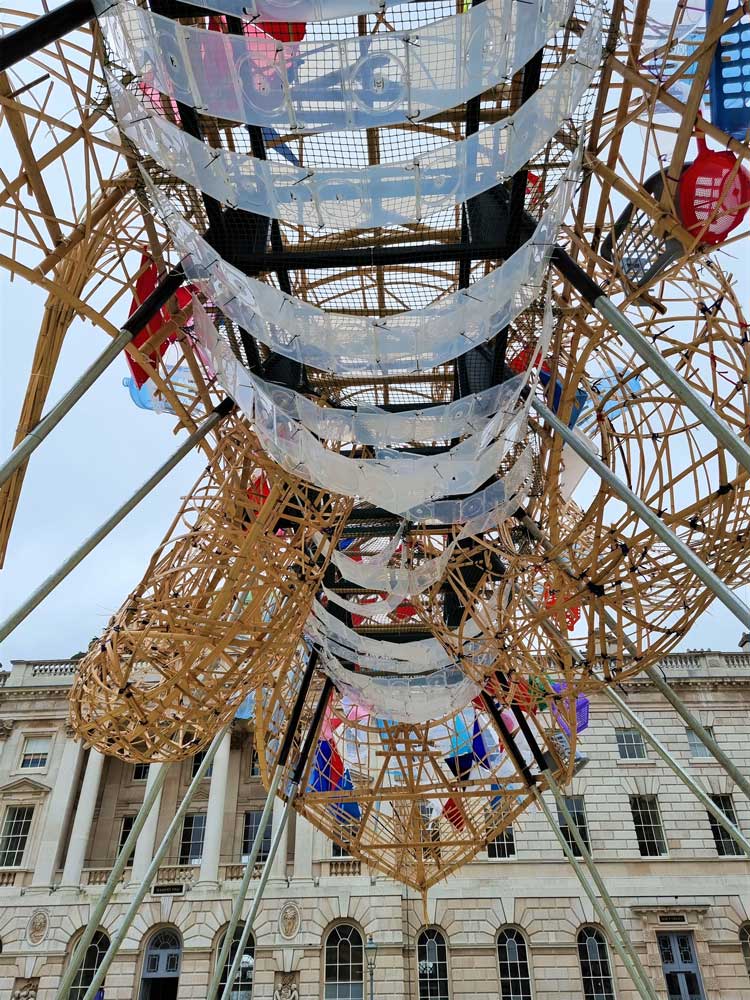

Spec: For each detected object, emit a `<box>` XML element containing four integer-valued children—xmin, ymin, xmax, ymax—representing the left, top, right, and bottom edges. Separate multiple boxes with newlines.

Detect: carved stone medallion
<box><xmin>26</xmin><ymin>910</ymin><xmax>49</xmax><ymax>945</ymax></box>
<box><xmin>278</xmin><ymin>901</ymin><xmax>301</xmax><ymax>940</ymax></box>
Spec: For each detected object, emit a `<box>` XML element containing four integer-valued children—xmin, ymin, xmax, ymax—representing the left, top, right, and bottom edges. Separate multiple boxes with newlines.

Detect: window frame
<box><xmin>67</xmin><ymin>929</ymin><xmax>110</xmax><ymax>1000</ymax></box>
<box><xmin>216</xmin><ymin>924</ymin><xmax>255</xmax><ymax>998</ymax></box>
<box><xmin>179</xmin><ymin>813</ymin><xmax>207</xmax><ymax>865</ymax></box>
<box><xmin>629</xmin><ymin>794</ymin><xmax>668</xmax><ymax>857</ymax></box>
<box><xmin>0</xmin><ymin>805</ymin><xmax>34</xmax><ymax>868</ymax></box>
<box><xmin>190</xmin><ymin>749</ymin><xmax>214</xmax><ymax>779</ymax></box>
<box><xmin>497</xmin><ymin>926</ymin><xmax>533</xmax><ymax>1000</ymax></box>
<box><xmin>707</xmin><ymin>794</ymin><xmax>743</xmax><ymax>857</ymax></box>
<box><xmin>740</xmin><ymin>924</ymin><xmax>750</xmax><ymax>980</ymax></box>
<box><xmin>118</xmin><ymin>815</ymin><xmax>136</xmax><ymax>866</ymax></box>
<box><xmin>487</xmin><ymin>825</ymin><xmax>516</xmax><ymax>860</ymax></box>
<box><xmin>323</xmin><ymin>922</ymin><xmax>364</xmax><ymax>1000</ymax></box>
<box><xmin>18</xmin><ymin>733</ymin><xmax>52</xmax><ymax>771</ymax></box>
<box><xmin>133</xmin><ymin>762</ymin><xmax>150</xmax><ymax>782</ymax></box>
<box><xmin>614</xmin><ymin>728</ymin><xmax>647</xmax><ymax>761</ymax></box>
<box><xmin>241</xmin><ymin>810</ymin><xmax>272</xmax><ymax>864</ymax></box>
<box><xmin>557</xmin><ymin>795</ymin><xmax>590</xmax><ymax>858</ymax></box>
<box><xmin>686</xmin><ymin>727</ymin><xmax>714</xmax><ymax>760</ymax></box>
<box><xmin>577</xmin><ymin>926</ymin><xmax>615</xmax><ymax>1000</ymax></box>
<box><xmin>416</xmin><ymin>927</ymin><xmax>450</xmax><ymax>1000</ymax></box>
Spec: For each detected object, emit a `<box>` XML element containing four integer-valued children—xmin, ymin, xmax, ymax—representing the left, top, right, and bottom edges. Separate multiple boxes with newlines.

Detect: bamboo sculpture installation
<box><xmin>70</xmin><ymin>412</ymin><xmax>351</xmax><ymax>761</ymax></box>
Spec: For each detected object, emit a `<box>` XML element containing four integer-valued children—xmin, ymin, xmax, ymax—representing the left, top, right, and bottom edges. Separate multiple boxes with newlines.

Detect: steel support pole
<box><xmin>0</xmin><ymin>0</ymin><xmax>93</xmax><ymax>71</ymax></box>
<box><xmin>76</xmin><ymin>727</ymin><xmax>229</xmax><ymax>1000</ymax></box>
<box><xmin>551</xmin><ymin>249</ymin><xmax>750</xmax><ymax>478</ymax></box>
<box><xmin>532</xmin><ymin>399</ymin><xmax>750</xmax><ymax>631</ymax></box>
<box><xmin>206</xmin><ymin>649</ymin><xmax>321</xmax><ymax>1000</ymax></box>
<box><xmin>516</xmin><ymin>510</ymin><xmax>750</xmax><ymax>800</ymax></box>
<box><xmin>535</xmin><ymin>788</ymin><xmax>657</xmax><ymax>1000</ymax></box>
<box><xmin>55</xmin><ymin>763</ymin><xmax>168</xmax><ymax>999</ymax></box>
<box><xmin>0</xmin><ymin>269</ymin><xmax>185</xmax><ymax>491</ymax></box>
<box><xmin>0</xmin><ymin>398</ymin><xmax>233</xmax><ymax>643</ymax></box>
<box><xmin>219</xmin><ymin>678</ymin><xmax>334</xmax><ymax>1000</ymax></box>
<box><xmin>604</xmin><ymin>686</ymin><xmax>750</xmax><ymax>856</ymax></box>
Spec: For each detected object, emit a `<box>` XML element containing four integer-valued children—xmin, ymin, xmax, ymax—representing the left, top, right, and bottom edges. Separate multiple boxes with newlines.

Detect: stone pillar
<box><xmin>130</xmin><ymin>762</ymin><xmax>166</xmax><ymax>883</ymax></box>
<box><xmin>292</xmin><ymin>814</ymin><xmax>314</xmax><ymax>880</ymax></box>
<box><xmin>270</xmin><ymin>796</ymin><xmax>288</xmax><ymax>879</ymax></box>
<box><xmin>32</xmin><ymin>732</ymin><xmax>84</xmax><ymax>888</ymax></box>
<box><xmin>61</xmin><ymin>749</ymin><xmax>105</xmax><ymax>887</ymax></box>
<box><xmin>198</xmin><ymin>730</ymin><xmax>231</xmax><ymax>886</ymax></box>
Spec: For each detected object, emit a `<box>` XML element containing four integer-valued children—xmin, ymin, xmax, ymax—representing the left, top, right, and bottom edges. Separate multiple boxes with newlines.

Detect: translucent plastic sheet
<box><xmin>108</xmin><ymin>12</ymin><xmax>598</xmax><ymax>230</ymax></box>
<box><xmin>194</xmin><ymin>301</ymin><xmax>535</xmax><ymax>513</ymax></box>
<box><xmin>145</xmin><ymin>162</ymin><xmax>579</xmax><ymax>375</ymax></box>
<box><xmin>98</xmin><ymin>0</ymin><xmax>574</xmax><ymax>132</ymax></box>
<box><xmin>186</xmin><ymin>0</ymin><xmax>451</xmax><ymax>23</ymax></box>
<box><xmin>319</xmin><ymin>652</ymin><xmax>481</xmax><ymax>724</ymax></box>
<box><xmin>194</xmin><ymin>299</ymin><xmax>534</xmax><ymax>444</ymax></box>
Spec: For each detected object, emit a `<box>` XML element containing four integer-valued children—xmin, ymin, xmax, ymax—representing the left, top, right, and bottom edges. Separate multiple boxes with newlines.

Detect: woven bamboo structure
<box><xmin>69</xmin><ymin>413</ymin><xmax>351</xmax><ymax>761</ymax></box>
<box><xmin>254</xmin><ymin>650</ymin><xmax>581</xmax><ymax>891</ymax></box>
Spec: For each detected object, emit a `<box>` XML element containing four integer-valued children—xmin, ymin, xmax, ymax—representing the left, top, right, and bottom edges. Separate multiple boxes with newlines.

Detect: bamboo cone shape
<box><xmin>69</xmin><ymin>414</ymin><xmax>351</xmax><ymax>761</ymax></box>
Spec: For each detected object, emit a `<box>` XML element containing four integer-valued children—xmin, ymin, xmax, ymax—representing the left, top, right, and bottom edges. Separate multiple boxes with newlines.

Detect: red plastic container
<box><xmin>677</xmin><ymin>135</ymin><xmax>750</xmax><ymax>245</ymax></box>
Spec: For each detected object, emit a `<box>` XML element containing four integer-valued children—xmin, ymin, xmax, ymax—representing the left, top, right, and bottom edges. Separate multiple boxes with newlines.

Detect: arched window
<box><xmin>68</xmin><ymin>930</ymin><xmax>110</xmax><ymax>1000</ymax></box>
<box><xmin>324</xmin><ymin>924</ymin><xmax>364</xmax><ymax>1000</ymax></box>
<box><xmin>140</xmin><ymin>928</ymin><xmax>181</xmax><ymax>1000</ymax></box>
<box><xmin>417</xmin><ymin>927</ymin><xmax>450</xmax><ymax>1000</ymax></box>
<box><xmin>741</xmin><ymin>925</ymin><xmax>750</xmax><ymax>979</ymax></box>
<box><xmin>217</xmin><ymin>924</ymin><xmax>255</xmax><ymax>999</ymax></box>
<box><xmin>577</xmin><ymin>927</ymin><xmax>615</xmax><ymax>1000</ymax></box>
<box><xmin>497</xmin><ymin>927</ymin><xmax>532</xmax><ymax>1000</ymax></box>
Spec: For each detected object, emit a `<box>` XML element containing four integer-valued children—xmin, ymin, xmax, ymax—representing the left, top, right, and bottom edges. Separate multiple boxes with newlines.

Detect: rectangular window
<box><xmin>686</xmin><ymin>727</ymin><xmax>714</xmax><ymax>759</ymax></box>
<box><xmin>630</xmin><ymin>795</ymin><xmax>668</xmax><ymax>856</ymax></box>
<box><xmin>133</xmin><ymin>762</ymin><xmax>150</xmax><ymax>782</ymax></box>
<box><xmin>118</xmin><ymin>815</ymin><xmax>135</xmax><ymax>866</ymax></box>
<box><xmin>249</xmin><ymin>748</ymin><xmax>261</xmax><ymax>777</ymax></box>
<box><xmin>658</xmin><ymin>932</ymin><xmax>707</xmax><ymax>1000</ymax></box>
<box><xmin>332</xmin><ymin>841</ymin><xmax>351</xmax><ymax>858</ymax></box>
<box><xmin>0</xmin><ymin>806</ymin><xmax>34</xmax><ymax>866</ymax></box>
<box><xmin>242</xmin><ymin>810</ymin><xmax>271</xmax><ymax>863</ymax></box>
<box><xmin>179</xmin><ymin>813</ymin><xmax>206</xmax><ymax>865</ymax></box>
<box><xmin>488</xmin><ymin>826</ymin><xmax>516</xmax><ymax>859</ymax></box>
<box><xmin>615</xmin><ymin>728</ymin><xmax>647</xmax><ymax>760</ymax></box>
<box><xmin>557</xmin><ymin>795</ymin><xmax>590</xmax><ymax>857</ymax></box>
<box><xmin>708</xmin><ymin>794</ymin><xmax>743</xmax><ymax>857</ymax></box>
<box><xmin>190</xmin><ymin>750</ymin><xmax>213</xmax><ymax>779</ymax></box>
<box><xmin>20</xmin><ymin>736</ymin><xmax>50</xmax><ymax>769</ymax></box>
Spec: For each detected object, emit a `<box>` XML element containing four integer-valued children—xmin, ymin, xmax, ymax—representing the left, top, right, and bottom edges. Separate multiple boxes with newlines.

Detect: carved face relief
<box><xmin>278</xmin><ymin>902</ymin><xmax>300</xmax><ymax>940</ymax></box>
<box><xmin>26</xmin><ymin>910</ymin><xmax>49</xmax><ymax>945</ymax></box>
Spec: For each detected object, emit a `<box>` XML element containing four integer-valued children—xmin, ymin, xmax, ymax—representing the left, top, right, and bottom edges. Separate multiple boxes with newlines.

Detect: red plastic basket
<box><xmin>677</xmin><ymin>135</ymin><xmax>750</xmax><ymax>245</ymax></box>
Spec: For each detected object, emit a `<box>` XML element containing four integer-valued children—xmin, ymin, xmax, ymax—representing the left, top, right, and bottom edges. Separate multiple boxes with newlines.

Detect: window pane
<box><xmin>21</xmin><ymin>737</ymin><xmax>50</xmax><ymax>768</ymax></box>
<box><xmin>615</xmin><ymin>729</ymin><xmax>647</xmax><ymax>760</ymax></box>
<box><xmin>242</xmin><ymin>811</ymin><xmax>272</xmax><ymax>863</ymax></box>
<box><xmin>629</xmin><ymin>795</ymin><xmax>667</xmax><ymax>856</ymax></box>
<box><xmin>179</xmin><ymin>813</ymin><xmax>206</xmax><ymax>864</ymax></box>
<box><xmin>118</xmin><ymin>815</ymin><xmax>135</xmax><ymax>866</ymax></box>
<box><xmin>218</xmin><ymin>924</ymin><xmax>255</xmax><ymax>998</ymax></box>
<box><xmin>191</xmin><ymin>750</ymin><xmax>214</xmax><ymax>779</ymax></box>
<box><xmin>497</xmin><ymin>928</ymin><xmax>531</xmax><ymax>1000</ymax></box>
<box><xmin>557</xmin><ymin>796</ymin><xmax>590</xmax><ymax>857</ymax></box>
<box><xmin>332</xmin><ymin>841</ymin><xmax>351</xmax><ymax>858</ymax></box>
<box><xmin>417</xmin><ymin>928</ymin><xmax>449</xmax><ymax>1000</ymax></box>
<box><xmin>577</xmin><ymin>928</ymin><xmax>614</xmax><ymax>1000</ymax></box>
<box><xmin>686</xmin><ymin>728</ymin><xmax>713</xmax><ymax>758</ymax></box>
<box><xmin>707</xmin><ymin>794</ymin><xmax>743</xmax><ymax>856</ymax></box>
<box><xmin>133</xmin><ymin>763</ymin><xmax>150</xmax><ymax>781</ymax></box>
<box><xmin>68</xmin><ymin>930</ymin><xmax>110</xmax><ymax>1000</ymax></box>
<box><xmin>488</xmin><ymin>826</ymin><xmax>516</xmax><ymax>860</ymax></box>
<box><xmin>0</xmin><ymin>806</ymin><xmax>34</xmax><ymax>867</ymax></box>
<box><xmin>740</xmin><ymin>924</ymin><xmax>750</xmax><ymax>977</ymax></box>
<box><xmin>324</xmin><ymin>924</ymin><xmax>364</xmax><ymax>1000</ymax></box>
<box><xmin>250</xmin><ymin>749</ymin><xmax>261</xmax><ymax>777</ymax></box>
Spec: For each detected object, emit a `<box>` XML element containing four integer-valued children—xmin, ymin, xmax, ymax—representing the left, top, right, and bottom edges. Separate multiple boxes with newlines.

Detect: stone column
<box><xmin>32</xmin><ymin>732</ymin><xmax>84</xmax><ymax>889</ymax></box>
<box><xmin>292</xmin><ymin>814</ymin><xmax>314</xmax><ymax>880</ymax></box>
<box><xmin>130</xmin><ymin>762</ymin><xmax>166</xmax><ymax>883</ymax></box>
<box><xmin>61</xmin><ymin>748</ymin><xmax>105</xmax><ymax>887</ymax></box>
<box><xmin>198</xmin><ymin>730</ymin><xmax>231</xmax><ymax>886</ymax></box>
<box><xmin>270</xmin><ymin>796</ymin><xmax>288</xmax><ymax>879</ymax></box>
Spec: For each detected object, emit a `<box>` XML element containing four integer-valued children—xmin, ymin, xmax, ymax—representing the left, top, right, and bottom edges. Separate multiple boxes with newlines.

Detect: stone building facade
<box><xmin>0</xmin><ymin>652</ymin><xmax>749</xmax><ymax>999</ymax></box>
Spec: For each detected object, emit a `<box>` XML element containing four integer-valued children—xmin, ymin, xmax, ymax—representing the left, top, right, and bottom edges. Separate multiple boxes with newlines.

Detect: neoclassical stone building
<box><xmin>1</xmin><ymin>651</ymin><xmax>750</xmax><ymax>999</ymax></box>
